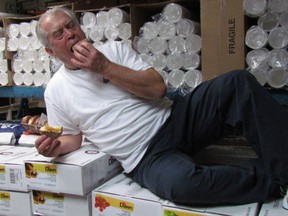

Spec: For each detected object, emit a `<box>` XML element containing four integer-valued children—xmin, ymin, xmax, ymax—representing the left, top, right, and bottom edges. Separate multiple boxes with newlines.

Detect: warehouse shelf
<box><xmin>1</xmin><ymin>86</ymin><xmax>288</xmax><ymax>104</ymax></box>
<box><xmin>0</xmin><ymin>86</ymin><xmax>45</xmax><ymax>98</ymax></box>
<box><xmin>0</xmin><ymin>86</ymin><xmax>45</xmax><ymax>120</ymax></box>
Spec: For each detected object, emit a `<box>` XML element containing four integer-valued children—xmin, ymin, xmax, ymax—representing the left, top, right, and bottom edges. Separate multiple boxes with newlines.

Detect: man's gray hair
<box><xmin>36</xmin><ymin>7</ymin><xmax>79</xmax><ymax>48</ymax></box>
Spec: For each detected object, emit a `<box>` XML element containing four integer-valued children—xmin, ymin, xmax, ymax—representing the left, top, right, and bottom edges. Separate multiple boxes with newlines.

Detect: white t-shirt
<box><xmin>44</xmin><ymin>41</ymin><xmax>172</xmax><ymax>172</ymax></box>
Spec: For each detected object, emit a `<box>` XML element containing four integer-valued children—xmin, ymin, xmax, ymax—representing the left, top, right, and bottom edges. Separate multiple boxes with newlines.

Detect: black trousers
<box><xmin>128</xmin><ymin>70</ymin><xmax>288</xmax><ymax>205</ymax></box>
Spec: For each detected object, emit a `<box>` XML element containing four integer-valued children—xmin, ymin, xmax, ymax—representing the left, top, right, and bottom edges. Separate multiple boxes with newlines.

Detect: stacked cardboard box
<box><xmin>0</xmin><ymin>190</ymin><xmax>33</xmax><ymax>216</ymax></box>
<box><xmin>258</xmin><ymin>199</ymin><xmax>288</xmax><ymax>216</ymax></box>
<box><xmin>200</xmin><ymin>0</ymin><xmax>246</xmax><ymax>81</ymax></box>
<box><xmin>0</xmin><ymin>146</ymin><xmax>36</xmax><ymax>215</ymax></box>
<box><xmin>0</xmin><ymin>143</ymin><xmax>123</xmax><ymax>216</ymax></box>
<box><xmin>91</xmin><ymin>173</ymin><xmax>260</xmax><ymax>216</ymax></box>
<box><xmin>0</xmin><ymin>146</ymin><xmax>36</xmax><ymax>192</ymax></box>
<box><xmin>24</xmin><ymin>143</ymin><xmax>122</xmax><ymax>215</ymax></box>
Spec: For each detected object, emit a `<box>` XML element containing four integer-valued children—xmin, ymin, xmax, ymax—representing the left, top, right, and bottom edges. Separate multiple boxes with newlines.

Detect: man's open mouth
<box><xmin>71</xmin><ymin>44</ymin><xmax>75</xmax><ymax>53</ymax></box>
<box><xmin>71</xmin><ymin>42</ymin><xmax>78</xmax><ymax>53</ymax></box>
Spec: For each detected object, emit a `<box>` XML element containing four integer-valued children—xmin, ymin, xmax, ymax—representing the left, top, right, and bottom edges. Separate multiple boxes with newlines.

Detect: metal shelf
<box><xmin>0</xmin><ymin>86</ymin><xmax>45</xmax><ymax>98</ymax></box>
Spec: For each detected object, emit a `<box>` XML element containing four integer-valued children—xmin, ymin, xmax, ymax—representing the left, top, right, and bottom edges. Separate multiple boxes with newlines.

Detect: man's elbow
<box><xmin>145</xmin><ymin>68</ymin><xmax>167</xmax><ymax>99</ymax></box>
<box><xmin>152</xmin><ymin>82</ymin><xmax>167</xmax><ymax>99</ymax></box>
<box><xmin>159</xmin><ymin>83</ymin><xmax>167</xmax><ymax>98</ymax></box>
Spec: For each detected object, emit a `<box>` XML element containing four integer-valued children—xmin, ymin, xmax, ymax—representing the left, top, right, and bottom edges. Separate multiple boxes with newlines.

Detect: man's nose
<box><xmin>64</xmin><ymin>28</ymin><xmax>73</xmax><ymax>38</ymax></box>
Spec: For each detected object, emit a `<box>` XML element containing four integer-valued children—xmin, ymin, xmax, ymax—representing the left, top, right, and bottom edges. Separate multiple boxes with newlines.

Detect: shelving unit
<box><xmin>0</xmin><ymin>86</ymin><xmax>45</xmax><ymax>99</ymax></box>
<box><xmin>0</xmin><ymin>86</ymin><xmax>45</xmax><ymax>98</ymax></box>
<box><xmin>0</xmin><ymin>86</ymin><xmax>45</xmax><ymax>120</ymax></box>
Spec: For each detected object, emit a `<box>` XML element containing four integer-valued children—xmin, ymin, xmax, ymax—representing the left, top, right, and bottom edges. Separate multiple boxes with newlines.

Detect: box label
<box><xmin>32</xmin><ymin>191</ymin><xmax>65</xmax><ymax>216</ymax></box>
<box><xmin>228</xmin><ymin>18</ymin><xmax>236</xmax><ymax>54</ymax></box>
<box><xmin>94</xmin><ymin>194</ymin><xmax>135</xmax><ymax>216</ymax></box>
<box><xmin>26</xmin><ymin>162</ymin><xmax>58</xmax><ymax>190</ymax></box>
<box><xmin>8</xmin><ymin>167</ymin><xmax>22</xmax><ymax>187</ymax></box>
<box><xmin>0</xmin><ymin>166</ymin><xmax>6</xmax><ymax>186</ymax></box>
<box><xmin>0</xmin><ymin>191</ymin><xmax>11</xmax><ymax>214</ymax></box>
<box><xmin>164</xmin><ymin>208</ymin><xmax>207</xmax><ymax>216</ymax></box>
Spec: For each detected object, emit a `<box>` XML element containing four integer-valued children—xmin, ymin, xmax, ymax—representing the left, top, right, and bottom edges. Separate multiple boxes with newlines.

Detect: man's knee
<box><xmin>217</xmin><ymin>69</ymin><xmax>258</xmax><ymax>90</ymax></box>
<box><xmin>221</xmin><ymin>69</ymin><xmax>253</xmax><ymax>80</ymax></box>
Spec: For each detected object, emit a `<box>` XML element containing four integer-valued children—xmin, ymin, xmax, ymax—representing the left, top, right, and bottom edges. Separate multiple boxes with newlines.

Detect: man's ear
<box><xmin>45</xmin><ymin>47</ymin><xmax>55</xmax><ymax>57</ymax></box>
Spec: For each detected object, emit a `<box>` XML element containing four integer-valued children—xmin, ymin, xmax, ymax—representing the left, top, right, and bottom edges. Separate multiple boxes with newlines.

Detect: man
<box><xmin>35</xmin><ymin>7</ymin><xmax>288</xmax><ymax>207</ymax></box>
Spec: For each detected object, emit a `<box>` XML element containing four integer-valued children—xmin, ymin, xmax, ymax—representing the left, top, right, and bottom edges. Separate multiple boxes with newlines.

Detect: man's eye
<box><xmin>55</xmin><ymin>31</ymin><xmax>63</xmax><ymax>38</ymax></box>
<box><xmin>67</xmin><ymin>22</ymin><xmax>75</xmax><ymax>29</ymax></box>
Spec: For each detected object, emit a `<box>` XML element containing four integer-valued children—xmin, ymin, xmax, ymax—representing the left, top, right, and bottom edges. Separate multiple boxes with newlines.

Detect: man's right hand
<box><xmin>35</xmin><ymin>135</ymin><xmax>61</xmax><ymax>157</ymax></box>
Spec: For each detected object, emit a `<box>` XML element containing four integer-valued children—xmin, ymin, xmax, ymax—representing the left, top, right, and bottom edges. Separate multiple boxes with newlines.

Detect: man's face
<box><xmin>41</xmin><ymin>11</ymin><xmax>86</xmax><ymax>69</ymax></box>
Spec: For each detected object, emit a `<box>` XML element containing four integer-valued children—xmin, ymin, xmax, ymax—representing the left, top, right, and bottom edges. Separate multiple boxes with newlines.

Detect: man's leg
<box><xmin>130</xmin><ymin>70</ymin><xmax>288</xmax><ymax>204</ymax></box>
<box><xmin>130</xmin><ymin>148</ymin><xmax>278</xmax><ymax>204</ymax></box>
<box><xmin>169</xmin><ymin>70</ymin><xmax>288</xmax><ymax>185</ymax></box>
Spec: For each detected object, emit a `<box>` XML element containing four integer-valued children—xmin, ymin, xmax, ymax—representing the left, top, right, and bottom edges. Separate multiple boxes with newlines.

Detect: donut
<box><xmin>28</xmin><ymin>115</ymin><xmax>39</xmax><ymax>125</ymax></box>
<box><xmin>21</xmin><ymin>115</ymin><xmax>32</xmax><ymax>124</ymax></box>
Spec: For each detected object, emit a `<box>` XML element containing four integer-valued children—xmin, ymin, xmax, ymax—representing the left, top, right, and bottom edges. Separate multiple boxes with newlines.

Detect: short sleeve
<box><xmin>99</xmin><ymin>41</ymin><xmax>151</xmax><ymax>71</ymax></box>
<box><xmin>44</xmin><ymin>93</ymin><xmax>81</xmax><ymax>135</ymax></box>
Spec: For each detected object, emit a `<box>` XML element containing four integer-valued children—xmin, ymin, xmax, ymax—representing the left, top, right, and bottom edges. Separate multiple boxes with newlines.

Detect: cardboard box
<box><xmin>31</xmin><ymin>190</ymin><xmax>91</xmax><ymax>216</ymax></box>
<box><xmin>0</xmin><ymin>190</ymin><xmax>32</xmax><ymax>216</ymax></box>
<box><xmin>0</xmin><ymin>146</ymin><xmax>37</xmax><ymax>192</ymax></box>
<box><xmin>92</xmin><ymin>174</ymin><xmax>163</xmax><ymax>216</ymax></box>
<box><xmin>25</xmin><ymin>143</ymin><xmax>122</xmax><ymax>195</ymax></box>
<box><xmin>0</xmin><ymin>146</ymin><xmax>36</xmax><ymax>162</ymax></box>
<box><xmin>92</xmin><ymin>174</ymin><xmax>259</xmax><ymax>216</ymax></box>
<box><xmin>18</xmin><ymin>133</ymin><xmax>40</xmax><ymax>147</ymax></box>
<box><xmin>0</xmin><ymin>145</ymin><xmax>15</xmax><ymax>152</ymax></box>
<box><xmin>258</xmin><ymin>199</ymin><xmax>287</xmax><ymax>216</ymax></box>
<box><xmin>201</xmin><ymin>0</ymin><xmax>246</xmax><ymax>80</ymax></box>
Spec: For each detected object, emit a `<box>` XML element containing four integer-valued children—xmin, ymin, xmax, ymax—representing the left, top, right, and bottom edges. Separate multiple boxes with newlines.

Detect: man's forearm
<box><xmin>58</xmin><ymin>133</ymin><xmax>83</xmax><ymax>155</ymax></box>
<box><xmin>103</xmin><ymin>63</ymin><xmax>167</xmax><ymax>99</ymax></box>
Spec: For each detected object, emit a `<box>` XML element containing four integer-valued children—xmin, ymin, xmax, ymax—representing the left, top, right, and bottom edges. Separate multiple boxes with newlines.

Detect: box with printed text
<box><xmin>92</xmin><ymin>174</ymin><xmax>259</xmax><ymax>216</ymax></box>
<box><xmin>31</xmin><ymin>190</ymin><xmax>91</xmax><ymax>216</ymax></box>
<box><xmin>201</xmin><ymin>0</ymin><xmax>246</xmax><ymax>80</ymax></box>
<box><xmin>0</xmin><ymin>190</ymin><xmax>32</xmax><ymax>216</ymax></box>
<box><xmin>258</xmin><ymin>199</ymin><xmax>287</xmax><ymax>216</ymax></box>
<box><xmin>24</xmin><ymin>143</ymin><xmax>122</xmax><ymax>195</ymax></box>
<box><xmin>0</xmin><ymin>146</ymin><xmax>37</xmax><ymax>192</ymax></box>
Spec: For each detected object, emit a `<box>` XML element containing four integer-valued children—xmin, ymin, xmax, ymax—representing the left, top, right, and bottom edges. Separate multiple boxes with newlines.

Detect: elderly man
<box><xmin>35</xmin><ymin>6</ymin><xmax>288</xmax><ymax>207</ymax></box>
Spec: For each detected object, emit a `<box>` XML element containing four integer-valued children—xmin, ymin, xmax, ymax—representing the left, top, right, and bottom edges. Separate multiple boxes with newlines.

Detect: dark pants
<box><xmin>128</xmin><ymin>70</ymin><xmax>288</xmax><ymax>205</ymax></box>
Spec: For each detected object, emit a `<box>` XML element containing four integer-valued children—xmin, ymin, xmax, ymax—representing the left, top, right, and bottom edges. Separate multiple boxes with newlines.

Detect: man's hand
<box><xmin>35</xmin><ymin>135</ymin><xmax>61</xmax><ymax>157</ymax></box>
<box><xmin>71</xmin><ymin>39</ymin><xmax>110</xmax><ymax>74</ymax></box>
<box><xmin>35</xmin><ymin>132</ymin><xmax>83</xmax><ymax>158</ymax></box>
<box><xmin>70</xmin><ymin>40</ymin><xmax>166</xmax><ymax>99</ymax></box>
